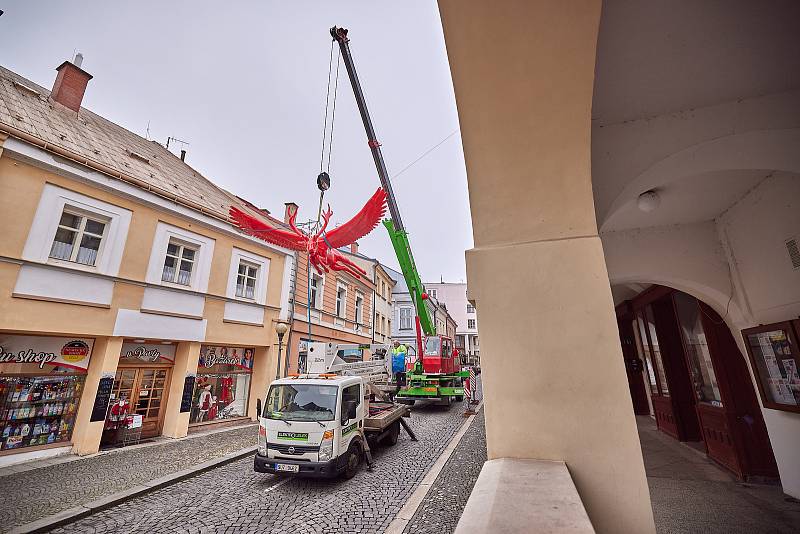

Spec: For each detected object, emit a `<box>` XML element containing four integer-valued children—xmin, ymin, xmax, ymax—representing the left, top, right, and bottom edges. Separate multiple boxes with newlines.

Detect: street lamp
<box><xmin>275</xmin><ymin>321</ymin><xmax>289</xmax><ymax>380</ymax></box>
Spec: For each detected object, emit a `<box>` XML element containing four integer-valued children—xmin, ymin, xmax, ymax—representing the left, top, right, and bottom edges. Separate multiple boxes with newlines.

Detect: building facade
<box><xmin>0</xmin><ymin>59</ymin><xmax>293</xmax><ymax>466</ymax></box>
<box><xmin>372</xmin><ymin>263</ymin><xmax>396</xmax><ymax>345</ymax></box>
<box><xmin>426</xmin><ymin>282</ymin><xmax>478</xmax><ymax>365</ymax></box>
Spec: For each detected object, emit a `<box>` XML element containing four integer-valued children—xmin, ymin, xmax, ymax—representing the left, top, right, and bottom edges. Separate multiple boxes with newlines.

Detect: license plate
<box><xmin>275</xmin><ymin>463</ymin><xmax>299</xmax><ymax>473</ymax></box>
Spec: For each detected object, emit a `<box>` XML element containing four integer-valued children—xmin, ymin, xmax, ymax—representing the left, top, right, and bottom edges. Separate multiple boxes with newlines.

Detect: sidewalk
<box><xmin>0</xmin><ymin>423</ymin><xmax>257</xmax><ymax>533</ymax></box>
<box><xmin>639</xmin><ymin>416</ymin><xmax>800</xmax><ymax>533</ymax></box>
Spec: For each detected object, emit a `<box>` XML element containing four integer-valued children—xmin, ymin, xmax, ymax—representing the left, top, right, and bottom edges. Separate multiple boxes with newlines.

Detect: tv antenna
<box><xmin>166</xmin><ymin>136</ymin><xmax>189</xmax><ymax>152</ymax></box>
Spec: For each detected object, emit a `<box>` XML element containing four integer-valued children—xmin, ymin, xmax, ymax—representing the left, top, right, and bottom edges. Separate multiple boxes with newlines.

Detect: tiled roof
<box><xmin>0</xmin><ymin>64</ymin><xmax>271</xmax><ymax>225</ymax></box>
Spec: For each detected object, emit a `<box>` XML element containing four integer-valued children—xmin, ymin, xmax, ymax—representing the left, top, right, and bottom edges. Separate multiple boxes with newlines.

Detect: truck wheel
<box><xmin>442</xmin><ymin>396</ymin><xmax>452</xmax><ymax>408</ymax></box>
<box><xmin>342</xmin><ymin>444</ymin><xmax>362</xmax><ymax>479</ymax></box>
<box><xmin>384</xmin><ymin>421</ymin><xmax>400</xmax><ymax>446</ymax></box>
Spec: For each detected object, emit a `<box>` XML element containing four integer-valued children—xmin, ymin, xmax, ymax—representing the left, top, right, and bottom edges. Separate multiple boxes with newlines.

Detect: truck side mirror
<box><xmin>256</xmin><ymin>398</ymin><xmax>262</xmax><ymax>418</ymax></box>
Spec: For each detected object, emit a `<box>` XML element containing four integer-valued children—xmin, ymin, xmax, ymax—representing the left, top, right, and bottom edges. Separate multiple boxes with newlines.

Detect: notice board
<box><xmin>180</xmin><ymin>375</ymin><xmax>196</xmax><ymax>413</ymax></box>
<box><xmin>90</xmin><ymin>375</ymin><xmax>115</xmax><ymax>422</ymax></box>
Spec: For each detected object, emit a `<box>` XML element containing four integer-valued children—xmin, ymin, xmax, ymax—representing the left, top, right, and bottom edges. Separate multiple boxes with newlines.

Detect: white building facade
<box><xmin>426</xmin><ymin>282</ymin><xmax>479</xmax><ymax>365</ymax></box>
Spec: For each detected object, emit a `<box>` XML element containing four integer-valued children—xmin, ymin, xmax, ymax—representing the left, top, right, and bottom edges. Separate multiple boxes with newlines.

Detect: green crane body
<box><xmin>382</xmin><ymin>219</ymin><xmax>435</xmax><ymax>336</ymax></box>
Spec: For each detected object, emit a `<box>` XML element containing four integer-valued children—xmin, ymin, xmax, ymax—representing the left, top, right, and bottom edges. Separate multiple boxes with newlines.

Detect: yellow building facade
<box><xmin>0</xmin><ymin>60</ymin><xmax>292</xmax><ymax>465</ymax></box>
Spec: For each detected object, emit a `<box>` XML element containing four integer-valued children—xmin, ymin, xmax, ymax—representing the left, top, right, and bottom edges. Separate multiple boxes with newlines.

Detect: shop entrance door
<box><xmin>112</xmin><ymin>367</ymin><xmax>170</xmax><ymax>439</ymax></box>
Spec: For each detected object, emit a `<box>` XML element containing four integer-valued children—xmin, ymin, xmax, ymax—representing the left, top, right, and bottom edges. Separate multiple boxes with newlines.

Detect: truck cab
<box><xmin>254</xmin><ymin>375</ymin><xmax>366</xmax><ymax>479</ymax></box>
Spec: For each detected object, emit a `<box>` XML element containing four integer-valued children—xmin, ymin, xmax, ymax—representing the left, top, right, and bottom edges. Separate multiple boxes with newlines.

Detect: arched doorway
<box><xmin>616</xmin><ymin>284</ymin><xmax>779</xmax><ymax>481</ymax></box>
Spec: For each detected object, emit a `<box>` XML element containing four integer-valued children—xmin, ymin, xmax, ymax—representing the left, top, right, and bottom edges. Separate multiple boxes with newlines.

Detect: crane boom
<box><xmin>331</xmin><ymin>26</ymin><xmax>435</xmax><ymax>338</ymax></box>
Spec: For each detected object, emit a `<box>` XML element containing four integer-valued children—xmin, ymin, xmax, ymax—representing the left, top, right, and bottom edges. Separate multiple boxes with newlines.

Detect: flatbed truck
<box><xmin>254</xmin><ymin>342</ymin><xmax>414</xmax><ymax>479</ymax></box>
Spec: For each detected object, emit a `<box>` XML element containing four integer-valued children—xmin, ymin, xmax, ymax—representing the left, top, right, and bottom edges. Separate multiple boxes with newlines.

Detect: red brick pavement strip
<box><xmin>8</xmin><ymin>445</ymin><xmax>257</xmax><ymax>534</ymax></box>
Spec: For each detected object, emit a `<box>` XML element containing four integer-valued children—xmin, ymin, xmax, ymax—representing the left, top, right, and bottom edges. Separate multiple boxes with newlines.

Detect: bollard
<box><xmin>463</xmin><ymin>369</ymin><xmax>476</xmax><ymax>416</ymax></box>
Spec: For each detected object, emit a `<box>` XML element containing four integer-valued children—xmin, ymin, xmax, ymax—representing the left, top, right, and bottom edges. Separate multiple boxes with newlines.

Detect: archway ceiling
<box><xmin>591</xmin><ymin>0</ymin><xmax>800</xmax><ymax>233</ymax></box>
<box><xmin>601</xmin><ymin>169</ymin><xmax>777</xmax><ymax>232</ymax></box>
<box><xmin>592</xmin><ymin>0</ymin><xmax>800</xmax><ymax>127</ymax></box>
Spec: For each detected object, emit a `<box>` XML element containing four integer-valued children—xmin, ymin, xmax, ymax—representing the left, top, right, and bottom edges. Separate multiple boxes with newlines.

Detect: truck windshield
<box><xmin>264</xmin><ymin>384</ymin><xmax>337</xmax><ymax>422</ymax></box>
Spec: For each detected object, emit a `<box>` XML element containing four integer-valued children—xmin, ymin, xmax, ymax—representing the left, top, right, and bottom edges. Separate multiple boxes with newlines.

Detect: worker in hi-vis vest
<box><xmin>391</xmin><ymin>341</ymin><xmax>407</xmax><ymax>387</ymax></box>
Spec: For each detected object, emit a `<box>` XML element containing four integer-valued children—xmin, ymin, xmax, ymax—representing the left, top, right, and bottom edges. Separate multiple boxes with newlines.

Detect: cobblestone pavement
<box><xmin>404</xmin><ymin>409</ymin><xmax>487</xmax><ymax>534</ymax></box>
<box><xmin>0</xmin><ymin>425</ymin><xmax>258</xmax><ymax>532</ymax></box>
<box><xmin>50</xmin><ymin>402</ymin><xmax>472</xmax><ymax>534</ymax></box>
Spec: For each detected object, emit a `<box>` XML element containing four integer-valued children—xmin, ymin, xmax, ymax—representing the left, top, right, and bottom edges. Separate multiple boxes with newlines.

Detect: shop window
<box><xmin>49</xmin><ymin>209</ymin><xmax>107</xmax><ymax>267</ymax></box>
<box><xmin>674</xmin><ymin>293</ymin><xmax>722</xmax><ymax>405</ymax></box>
<box><xmin>0</xmin><ymin>334</ymin><xmax>93</xmax><ymax>452</ymax></box>
<box><xmin>400</xmin><ymin>308</ymin><xmax>413</xmax><ymax>330</ymax></box>
<box><xmin>191</xmin><ymin>345</ymin><xmax>254</xmax><ymax>425</ymax></box>
<box><xmin>336</xmin><ymin>285</ymin><xmax>347</xmax><ymax>318</ymax></box>
<box><xmin>467</xmin><ymin>319</ymin><xmax>476</xmax><ymax>329</ymax></box>
<box><xmin>161</xmin><ymin>239</ymin><xmax>197</xmax><ymax>286</ymax></box>
<box><xmin>235</xmin><ymin>261</ymin><xmax>259</xmax><ymax>299</ymax></box>
<box><xmin>644</xmin><ymin>306</ymin><xmax>670</xmax><ymax>396</ymax></box>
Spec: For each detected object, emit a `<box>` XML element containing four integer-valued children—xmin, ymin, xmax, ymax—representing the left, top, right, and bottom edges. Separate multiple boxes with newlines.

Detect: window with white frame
<box><xmin>161</xmin><ymin>239</ymin><xmax>197</xmax><ymax>286</ymax></box>
<box><xmin>400</xmin><ymin>307</ymin><xmax>412</xmax><ymax>330</ymax></box>
<box><xmin>310</xmin><ymin>273</ymin><xmax>323</xmax><ymax>309</ymax></box>
<box><xmin>467</xmin><ymin>304</ymin><xmax>475</xmax><ymax>313</ymax></box>
<box><xmin>49</xmin><ymin>209</ymin><xmax>108</xmax><ymax>267</ymax></box>
<box><xmin>336</xmin><ymin>284</ymin><xmax>347</xmax><ymax>318</ymax></box>
<box><xmin>429</xmin><ymin>288</ymin><xmax>437</xmax><ymax>298</ymax></box>
<box><xmin>235</xmin><ymin>261</ymin><xmax>259</xmax><ymax>299</ymax></box>
<box><xmin>355</xmin><ymin>292</ymin><xmax>364</xmax><ymax>323</ymax></box>
<box><xmin>467</xmin><ymin>319</ymin><xmax>476</xmax><ymax>329</ymax></box>
<box><xmin>388</xmin><ymin>318</ymin><xmax>392</xmax><ymax>334</ymax></box>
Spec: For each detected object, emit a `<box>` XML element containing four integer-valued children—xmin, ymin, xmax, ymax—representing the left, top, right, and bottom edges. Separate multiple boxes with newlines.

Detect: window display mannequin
<box><xmin>196</xmin><ymin>384</ymin><xmax>213</xmax><ymax>423</ymax></box>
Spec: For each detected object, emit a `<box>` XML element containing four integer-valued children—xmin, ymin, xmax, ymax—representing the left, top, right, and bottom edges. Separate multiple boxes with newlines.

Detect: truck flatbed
<box><xmin>363</xmin><ymin>401</ymin><xmax>409</xmax><ymax>432</ymax></box>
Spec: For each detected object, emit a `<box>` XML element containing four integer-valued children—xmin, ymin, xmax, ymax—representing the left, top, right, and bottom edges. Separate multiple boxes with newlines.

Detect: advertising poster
<box><xmin>0</xmin><ymin>334</ymin><xmax>94</xmax><ymax>372</ymax></box>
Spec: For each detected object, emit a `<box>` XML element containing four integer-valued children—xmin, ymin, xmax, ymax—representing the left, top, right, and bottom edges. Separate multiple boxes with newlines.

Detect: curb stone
<box><xmin>8</xmin><ymin>446</ymin><xmax>257</xmax><ymax>534</ymax></box>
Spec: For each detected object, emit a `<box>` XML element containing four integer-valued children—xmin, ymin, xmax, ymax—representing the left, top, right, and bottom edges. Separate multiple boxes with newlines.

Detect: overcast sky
<box><xmin>0</xmin><ymin>1</ymin><xmax>473</xmax><ymax>282</ymax></box>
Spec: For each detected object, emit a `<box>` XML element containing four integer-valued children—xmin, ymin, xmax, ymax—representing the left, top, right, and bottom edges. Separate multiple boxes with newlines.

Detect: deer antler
<box><xmin>287</xmin><ymin>206</ymin><xmax>305</xmax><ymax>238</ymax></box>
<box><xmin>317</xmin><ymin>205</ymin><xmax>333</xmax><ymax>237</ymax></box>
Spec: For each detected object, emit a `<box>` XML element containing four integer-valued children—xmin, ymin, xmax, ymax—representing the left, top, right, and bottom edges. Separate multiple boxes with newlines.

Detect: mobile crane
<box><xmin>331</xmin><ymin>26</ymin><xmax>467</xmax><ymax>406</ymax></box>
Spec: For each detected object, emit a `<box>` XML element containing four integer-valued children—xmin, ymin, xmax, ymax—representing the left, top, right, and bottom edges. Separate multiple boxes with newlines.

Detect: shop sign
<box><xmin>0</xmin><ymin>334</ymin><xmax>94</xmax><ymax>371</ymax></box>
<box><xmin>199</xmin><ymin>346</ymin><xmax>254</xmax><ymax>370</ymax></box>
<box><xmin>121</xmin><ymin>343</ymin><xmax>176</xmax><ymax>364</ymax></box>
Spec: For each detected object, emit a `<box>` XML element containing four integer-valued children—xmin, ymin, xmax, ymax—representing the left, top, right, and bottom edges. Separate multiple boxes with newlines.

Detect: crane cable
<box><xmin>305</xmin><ymin>38</ymin><xmax>341</xmax><ymax>365</ymax></box>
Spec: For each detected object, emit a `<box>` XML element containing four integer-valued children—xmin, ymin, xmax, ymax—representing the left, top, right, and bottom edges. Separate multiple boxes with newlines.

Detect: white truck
<box><xmin>254</xmin><ymin>342</ymin><xmax>415</xmax><ymax>479</ymax></box>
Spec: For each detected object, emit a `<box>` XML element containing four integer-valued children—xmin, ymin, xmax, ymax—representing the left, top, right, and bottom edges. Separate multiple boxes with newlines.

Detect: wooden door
<box><xmin>651</xmin><ymin>297</ymin><xmax>703</xmax><ymax>442</ymax></box>
<box><xmin>617</xmin><ymin>314</ymin><xmax>650</xmax><ymax>415</ymax></box>
<box><xmin>113</xmin><ymin>367</ymin><xmax>170</xmax><ymax>439</ymax></box>
<box><xmin>699</xmin><ymin>303</ymin><xmax>779</xmax><ymax>479</ymax></box>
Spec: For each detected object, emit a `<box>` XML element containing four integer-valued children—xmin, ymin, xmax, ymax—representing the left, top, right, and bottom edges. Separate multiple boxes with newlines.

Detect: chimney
<box><xmin>51</xmin><ymin>53</ymin><xmax>92</xmax><ymax>113</ymax></box>
<box><xmin>284</xmin><ymin>202</ymin><xmax>298</xmax><ymax>223</ymax></box>
<box><xmin>350</xmin><ymin>242</ymin><xmax>358</xmax><ymax>254</ymax></box>
<box><xmin>180</xmin><ymin>149</ymin><xmax>187</xmax><ymax>162</ymax></box>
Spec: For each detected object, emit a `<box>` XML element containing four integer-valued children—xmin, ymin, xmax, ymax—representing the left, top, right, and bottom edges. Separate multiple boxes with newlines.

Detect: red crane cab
<box><xmin>419</xmin><ymin>335</ymin><xmax>458</xmax><ymax>375</ymax></box>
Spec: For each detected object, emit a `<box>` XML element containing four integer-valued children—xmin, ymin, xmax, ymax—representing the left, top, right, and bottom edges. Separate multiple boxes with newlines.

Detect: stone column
<box><xmin>72</xmin><ymin>336</ymin><xmax>122</xmax><ymax>455</ymax></box>
<box><xmin>438</xmin><ymin>1</ymin><xmax>655</xmax><ymax>532</ymax></box>
<box><xmin>161</xmin><ymin>341</ymin><xmax>200</xmax><ymax>438</ymax></box>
